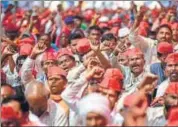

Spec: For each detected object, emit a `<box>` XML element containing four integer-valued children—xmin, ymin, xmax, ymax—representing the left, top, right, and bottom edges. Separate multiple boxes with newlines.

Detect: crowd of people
<box><xmin>1</xmin><ymin>1</ymin><xmax>178</xmax><ymax>126</ymax></box>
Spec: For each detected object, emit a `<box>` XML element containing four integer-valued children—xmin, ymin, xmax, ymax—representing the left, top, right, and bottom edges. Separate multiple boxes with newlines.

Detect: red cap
<box><xmin>47</xmin><ymin>66</ymin><xmax>67</xmax><ymax>78</ymax></box>
<box><xmin>126</xmin><ymin>48</ymin><xmax>143</xmax><ymax>57</ymax></box>
<box><xmin>4</xmin><ymin>22</ymin><xmax>19</xmax><ymax>32</ymax></box>
<box><xmin>1</xmin><ymin>106</ymin><xmax>19</xmax><ymax>120</ymax></box>
<box><xmin>167</xmin><ymin>107</ymin><xmax>178</xmax><ymax>126</ymax></box>
<box><xmin>139</xmin><ymin>21</ymin><xmax>149</xmax><ymax>29</ymax></box>
<box><xmin>165</xmin><ymin>82</ymin><xmax>178</xmax><ymax>95</ymax></box>
<box><xmin>104</xmin><ymin>68</ymin><xmax>124</xmax><ymax>80</ymax></box>
<box><xmin>19</xmin><ymin>37</ymin><xmax>35</xmax><ymax>45</ymax></box>
<box><xmin>83</xmin><ymin>9</ymin><xmax>95</xmax><ymax>22</ymax></box>
<box><xmin>171</xmin><ymin>23</ymin><xmax>178</xmax><ymax>29</ymax></box>
<box><xmin>19</xmin><ymin>43</ymin><xmax>33</xmax><ymax>56</ymax></box>
<box><xmin>42</xmin><ymin>52</ymin><xmax>56</xmax><ymax>61</ymax></box>
<box><xmin>165</xmin><ymin>53</ymin><xmax>178</xmax><ymax>64</ymax></box>
<box><xmin>100</xmin><ymin>77</ymin><xmax>122</xmax><ymax>92</ymax></box>
<box><xmin>98</xmin><ymin>22</ymin><xmax>109</xmax><ymax>28</ymax></box>
<box><xmin>57</xmin><ymin>48</ymin><xmax>73</xmax><ymax>58</ymax></box>
<box><xmin>157</xmin><ymin>42</ymin><xmax>173</xmax><ymax>54</ymax></box>
<box><xmin>109</xmin><ymin>18</ymin><xmax>121</xmax><ymax>25</ymax></box>
<box><xmin>138</xmin><ymin>28</ymin><xmax>148</xmax><ymax>37</ymax></box>
<box><xmin>76</xmin><ymin>38</ymin><xmax>91</xmax><ymax>54</ymax></box>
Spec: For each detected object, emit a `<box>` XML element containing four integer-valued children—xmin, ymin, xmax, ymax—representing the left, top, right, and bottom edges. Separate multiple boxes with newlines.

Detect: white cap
<box><xmin>98</xmin><ymin>16</ymin><xmax>109</xmax><ymax>22</ymax></box>
<box><xmin>118</xmin><ymin>27</ymin><xmax>130</xmax><ymax>38</ymax></box>
<box><xmin>77</xmin><ymin>93</ymin><xmax>111</xmax><ymax>125</ymax></box>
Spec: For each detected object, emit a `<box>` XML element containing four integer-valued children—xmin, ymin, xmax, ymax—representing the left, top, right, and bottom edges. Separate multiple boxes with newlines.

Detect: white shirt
<box><xmin>156</xmin><ymin>79</ymin><xmax>170</xmax><ymax>97</ymax></box>
<box><xmin>30</xmin><ymin>100</ymin><xmax>68</xmax><ymax>126</ymax></box>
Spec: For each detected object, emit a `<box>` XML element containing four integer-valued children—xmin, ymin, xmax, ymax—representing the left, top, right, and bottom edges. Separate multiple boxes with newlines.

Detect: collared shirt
<box><xmin>146</xmin><ymin>106</ymin><xmax>167</xmax><ymax>126</ymax></box>
<box><xmin>156</xmin><ymin>79</ymin><xmax>170</xmax><ymax>97</ymax></box>
<box><xmin>31</xmin><ymin>100</ymin><xmax>68</xmax><ymax>126</ymax></box>
<box><xmin>129</xmin><ymin>28</ymin><xmax>160</xmax><ymax>66</ymax></box>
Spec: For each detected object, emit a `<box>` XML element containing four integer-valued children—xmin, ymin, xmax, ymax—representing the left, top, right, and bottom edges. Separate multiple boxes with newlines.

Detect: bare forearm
<box><xmin>8</xmin><ymin>55</ymin><xmax>16</xmax><ymax>73</ymax></box>
<box><xmin>95</xmin><ymin>51</ymin><xmax>111</xmax><ymax>69</ymax></box>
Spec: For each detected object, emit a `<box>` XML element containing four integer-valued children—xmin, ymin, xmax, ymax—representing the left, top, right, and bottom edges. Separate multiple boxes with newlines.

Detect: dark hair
<box><xmin>87</xmin><ymin>25</ymin><xmax>102</xmax><ymax>34</ymax></box>
<box><xmin>101</xmin><ymin>27</ymin><xmax>111</xmax><ymax>34</ymax></box>
<box><xmin>68</xmin><ymin>32</ymin><xmax>84</xmax><ymax>44</ymax></box>
<box><xmin>101</xmin><ymin>33</ymin><xmax>117</xmax><ymax>43</ymax></box>
<box><xmin>1</xmin><ymin>83</ymin><xmax>14</xmax><ymax>90</ymax></box>
<box><xmin>156</xmin><ymin>24</ymin><xmax>172</xmax><ymax>35</ymax></box>
<box><xmin>2</xmin><ymin>95</ymin><xmax>29</xmax><ymax>113</ymax></box>
<box><xmin>74</xmin><ymin>15</ymin><xmax>83</xmax><ymax>21</ymax></box>
<box><xmin>39</xmin><ymin>33</ymin><xmax>51</xmax><ymax>42</ymax></box>
<box><xmin>16</xmin><ymin>55</ymin><xmax>28</xmax><ymax>65</ymax></box>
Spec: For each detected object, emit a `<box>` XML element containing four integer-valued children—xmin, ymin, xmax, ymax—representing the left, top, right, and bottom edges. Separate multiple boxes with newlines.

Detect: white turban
<box><xmin>118</xmin><ymin>27</ymin><xmax>130</xmax><ymax>38</ymax></box>
<box><xmin>77</xmin><ymin>93</ymin><xmax>111</xmax><ymax>125</ymax></box>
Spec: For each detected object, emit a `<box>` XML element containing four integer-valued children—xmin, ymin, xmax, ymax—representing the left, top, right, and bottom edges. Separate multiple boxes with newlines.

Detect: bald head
<box><xmin>25</xmin><ymin>80</ymin><xmax>49</xmax><ymax>99</ymax></box>
<box><xmin>24</xmin><ymin>80</ymin><xmax>49</xmax><ymax>117</ymax></box>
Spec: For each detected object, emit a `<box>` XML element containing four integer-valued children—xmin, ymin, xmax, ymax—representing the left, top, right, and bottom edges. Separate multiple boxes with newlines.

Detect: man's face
<box><xmin>70</xmin><ymin>39</ymin><xmax>79</xmax><ymax>53</ymax></box>
<box><xmin>38</xmin><ymin>35</ymin><xmax>51</xmax><ymax>48</ymax></box>
<box><xmin>43</xmin><ymin>60</ymin><xmax>56</xmax><ymax>71</ymax></box>
<box><xmin>1</xmin><ymin>86</ymin><xmax>15</xmax><ymax>101</ymax></box>
<box><xmin>48</xmin><ymin>75</ymin><xmax>66</xmax><ymax>94</ymax></box>
<box><xmin>66</xmin><ymin>23</ymin><xmax>75</xmax><ymax>31</ymax></box>
<box><xmin>164</xmin><ymin>93</ymin><xmax>178</xmax><ymax>107</ymax></box>
<box><xmin>74</xmin><ymin>18</ymin><xmax>82</xmax><ymax>28</ymax></box>
<box><xmin>165</xmin><ymin>62</ymin><xmax>178</xmax><ymax>82</ymax></box>
<box><xmin>128</xmin><ymin>55</ymin><xmax>145</xmax><ymax>76</ymax></box>
<box><xmin>86</xmin><ymin>112</ymin><xmax>107</xmax><ymax>126</ymax></box>
<box><xmin>103</xmin><ymin>39</ymin><xmax>117</xmax><ymax>50</ymax></box>
<box><xmin>58</xmin><ymin>55</ymin><xmax>75</xmax><ymax>72</ymax></box>
<box><xmin>156</xmin><ymin>27</ymin><xmax>172</xmax><ymax>42</ymax></box>
<box><xmin>60</xmin><ymin>33</ymin><xmax>68</xmax><ymax>47</ymax></box>
<box><xmin>158</xmin><ymin>53</ymin><xmax>169</xmax><ymax>63</ymax></box>
<box><xmin>88</xmin><ymin>30</ymin><xmax>101</xmax><ymax>41</ymax></box>
<box><xmin>117</xmin><ymin>54</ymin><xmax>128</xmax><ymax>66</ymax></box>
<box><xmin>119</xmin><ymin>36</ymin><xmax>131</xmax><ymax>48</ymax></box>
<box><xmin>99</xmin><ymin>87</ymin><xmax>119</xmax><ymax>110</ymax></box>
<box><xmin>27</xmin><ymin>95</ymin><xmax>48</xmax><ymax>117</ymax></box>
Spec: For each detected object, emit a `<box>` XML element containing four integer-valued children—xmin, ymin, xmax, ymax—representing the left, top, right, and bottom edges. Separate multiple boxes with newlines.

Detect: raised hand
<box><xmin>89</xmin><ymin>39</ymin><xmax>100</xmax><ymax>53</ymax></box>
<box><xmin>3</xmin><ymin>45</ymin><xmax>16</xmax><ymax>56</ymax></box>
<box><xmin>86</xmin><ymin>66</ymin><xmax>104</xmax><ymax>80</ymax></box>
<box><xmin>30</xmin><ymin>43</ymin><xmax>47</xmax><ymax>59</ymax></box>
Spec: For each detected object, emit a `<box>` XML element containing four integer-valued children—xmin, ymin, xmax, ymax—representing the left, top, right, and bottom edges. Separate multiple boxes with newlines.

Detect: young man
<box><xmin>1</xmin><ymin>83</ymin><xmax>16</xmax><ymax>101</ymax></box>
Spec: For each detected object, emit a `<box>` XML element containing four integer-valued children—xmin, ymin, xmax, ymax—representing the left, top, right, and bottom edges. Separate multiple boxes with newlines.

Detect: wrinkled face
<box><xmin>117</xmin><ymin>54</ymin><xmax>128</xmax><ymax>66</ymax></box>
<box><xmin>128</xmin><ymin>55</ymin><xmax>145</xmax><ymax>76</ymax></box>
<box><xmin>70</xmin><ymin>39</ymin><xmax>79</xmax><ymax>53</ymax></box>
<box><xmin>48</xmin><ymin>75</ymin><xmax>66</xmax><ymax>94</ymax></box>
<box><xmin>38</xmin><ymin>35</ymin><xmax>51</xmax><ymax>48</ymax></box>
<box><xmin>119</xmin><ymin>36</ymin><xmax>131</xmax><ymax>48</ymax></box>
<box><xmin>172</xmin><ymin>26</ymin><xmax>178</xmax><ymax>41</ymax></box>
<box><xmin>88</xmin><ymin>30</ymin><xmax>101</xmax><ymax>41</ymax></box>
<box><xmin>43</xmin><ymin>60</ymin><xmax>56</xmax><ymax>71</ymax></box>
<box><xmin>165</xmin><ymin>62</ymin><xmax>178</xmax><ymax>82</ymax></box>
<box><xmin>164</xmin><ymin>93</ymin><xmax>178</xmax><ymax>107</ymax></box>
<box><xmin>27</xmin><ymin>95</ymin><xmax>48</xmax><ymax>117</ymax></box>
<box><xmin>99</xmin><ymin>87</ymin><xmax>119</xmax><ymax>110</ymax></box>
<box><xmin>156</xmin><ymin>27</ymin><xmax>172</xmax><ymax>42</ymax></box>
<box><xmin>1</xmin><ymin>86</ymin><xmax>15</xmax><ymax>101</ymax></box>
<box><xmin>86</xmin><ymin>112</ymin><xmax>107</xmax><ymax>126</ymax></box>
<box><xmin>58</xmin><ymin>55</ymin><xmax>75</xmax><ymax>72</ymax></box>
<box><xmin>60</xmin><ymin>33</ymin><xmax>68</xmax><ymax>47</ymax></box>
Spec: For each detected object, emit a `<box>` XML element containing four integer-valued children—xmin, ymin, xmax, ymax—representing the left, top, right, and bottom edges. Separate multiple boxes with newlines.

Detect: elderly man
<box><xmin>77</xmin><ymin>93</ymin><xmax>111</xmax><ymax>126</ymax></box>
<box><xmin>156</xmin><ymin>53</ymin><xmax>178</xmax><ymax>97</ymax></box>
<box><xmin>24</xmin><ymin>80</ymin><xmax>68</xmax><ymax>126</ymax></box>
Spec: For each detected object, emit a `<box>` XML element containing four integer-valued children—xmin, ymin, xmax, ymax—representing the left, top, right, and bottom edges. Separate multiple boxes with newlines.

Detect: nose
<box><xmin>90</xmin><ymin>119</ymin><xmax>97</xmax><ymax>126</ymax></box>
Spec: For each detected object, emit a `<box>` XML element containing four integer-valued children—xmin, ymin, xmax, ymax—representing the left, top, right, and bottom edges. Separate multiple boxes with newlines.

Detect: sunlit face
<box><xmin>99</xmin><ymin>87</ymin><xmax>119</xmax><ymax>110</ymax></box>
<box><xmin>156</xmin><ymin>27</ymin><xmax>172</xmax><ymax>42</ymax></box>
<box><xmin>86</xmin><ymin>112</ymin><xmax>107</xmax><ymax>126</ymax></box>
<box><xmin>1</xmin><ymin>86</ymin><xmax>15</xmax><ymax>101</ymax></box>
<box><xmin>48</xmin><ymin>75</ymin><xmax>66</xmax><ymax>94</ymax></box>
<box><xmin>128</xmin><ymin>54</ymin><xmax>145</xmax><ymax>76</ymax></box>
<box><xmin>58</xmin><ymin>55</ymin><xmax>75</xmax><ymax>73</ymax></box>
<box><xmin>88</xmin><ymin>30</ymin><xmax>101</xmax><ymax>41</ymax></box>
<box><xmin>164</xmin><ymin>93</ymin><xmax>178</xmax><ymax>107</ymax></box>
<box><xmin>117</xmin><ymin>54</ymin><xmax>128</xmax><ymax>66</ymax></box>
<box><xmin>165</xmin><ymin>62</ymin><xmax>178</xmax><ymax>82</ymax></box>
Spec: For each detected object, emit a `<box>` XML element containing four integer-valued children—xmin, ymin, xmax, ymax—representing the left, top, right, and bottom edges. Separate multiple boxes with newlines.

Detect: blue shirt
<box><xmin>150</xmin><ymin>63</ymin><xmax>166</xmax><ymax>86</ymax></box>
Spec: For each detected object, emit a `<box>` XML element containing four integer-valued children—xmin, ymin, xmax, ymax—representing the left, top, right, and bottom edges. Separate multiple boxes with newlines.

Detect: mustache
<box><xmin>170</xmin><ymin>71</ymin><xmax>178</xmax><ymax>75</ymax></box>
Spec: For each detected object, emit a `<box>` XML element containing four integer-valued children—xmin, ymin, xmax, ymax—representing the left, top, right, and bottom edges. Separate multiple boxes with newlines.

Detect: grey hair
<box><xmin>24</xmin><ymin>80</ymin><xmax>49</xmax><ymax>99</ymax></box>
